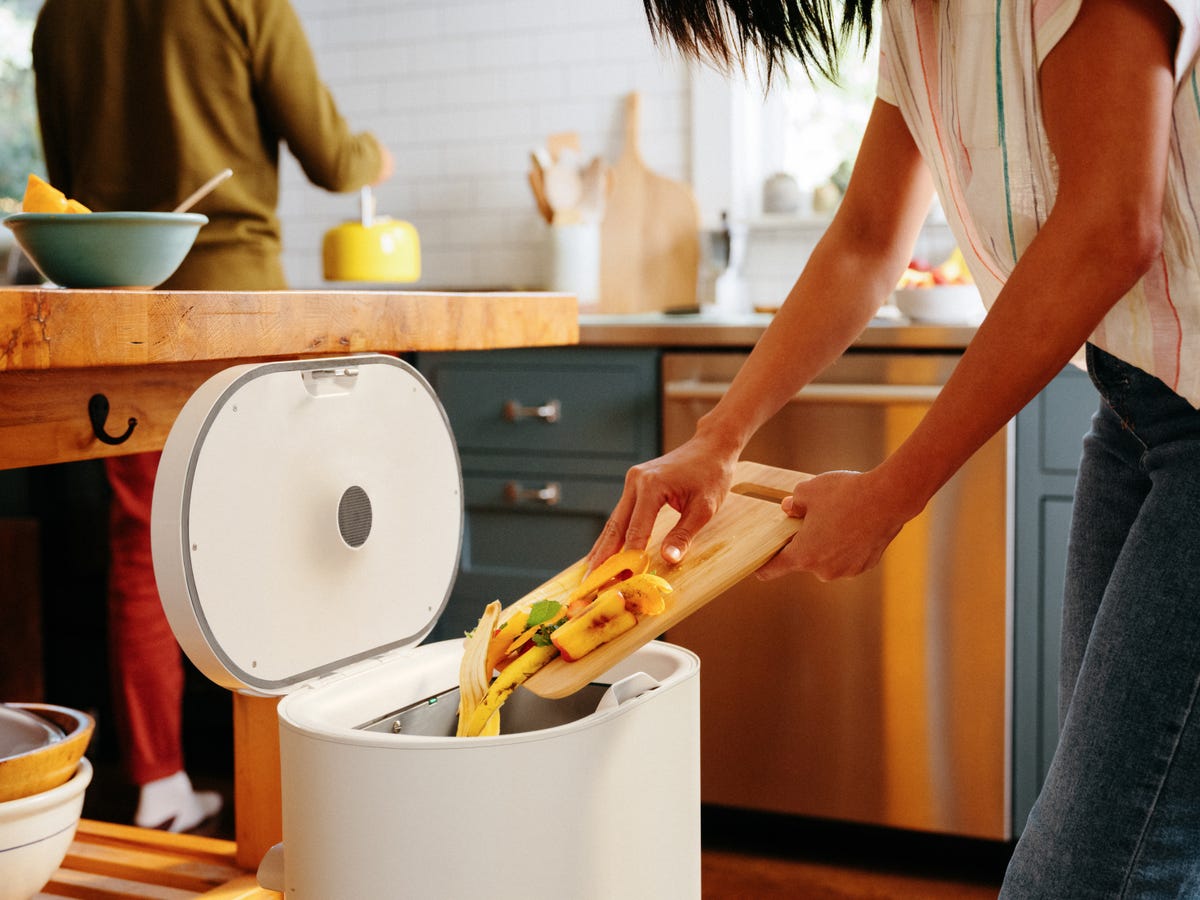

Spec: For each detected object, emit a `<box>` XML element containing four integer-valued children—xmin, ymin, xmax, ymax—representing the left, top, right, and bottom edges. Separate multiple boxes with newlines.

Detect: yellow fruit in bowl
<box><xmin>21</xmin><ymin>174</ymin><xmax>90</xmax><ymax>214</ymax></box>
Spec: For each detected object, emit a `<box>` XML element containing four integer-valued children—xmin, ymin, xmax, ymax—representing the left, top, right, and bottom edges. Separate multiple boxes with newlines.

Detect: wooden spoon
<box><xmin>173</xmin><ymin>168</ymin><xmax>233</xmax><ymax>213</ymax></box>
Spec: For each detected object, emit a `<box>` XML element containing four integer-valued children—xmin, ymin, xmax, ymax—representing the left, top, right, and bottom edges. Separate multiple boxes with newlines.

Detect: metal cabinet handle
<box><xmin>504</xmin><ymin>481</ymin><xmax>561</xmax><ymax>506</ymax></box>
<box><xmin>663</xmin><ymin>380</ymin><xmax>942</xmax><ymax>405</ymax></box>
<box><xmin>503</xmin><ymin>398</ymin><xmax>561</xmax><ymax>423</ymax></box>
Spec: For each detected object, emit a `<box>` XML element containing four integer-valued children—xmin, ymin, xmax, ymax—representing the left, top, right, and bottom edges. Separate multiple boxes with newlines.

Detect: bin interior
<box><xmin>357</xmin><ymin>682</ymin><xmax>611</xmax><ymax>736</ymax></box>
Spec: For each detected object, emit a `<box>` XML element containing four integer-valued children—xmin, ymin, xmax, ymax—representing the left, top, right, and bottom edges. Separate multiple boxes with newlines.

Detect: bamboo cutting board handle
<box><xmin>520</xmin><ymin>461</ymin><xmax>810</xmax><ymax>698</ymax></box>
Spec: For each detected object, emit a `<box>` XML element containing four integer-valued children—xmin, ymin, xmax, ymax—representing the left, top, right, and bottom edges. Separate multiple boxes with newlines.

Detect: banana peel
<box><xmin>461</xmin><ymin>643</ymin><xmax>557</xmax><ymax>737</ymax></box>
<box><xmin>456</xmin><ymin>601</ymin><xmax>501</xmax><ymax>737</ymax></box>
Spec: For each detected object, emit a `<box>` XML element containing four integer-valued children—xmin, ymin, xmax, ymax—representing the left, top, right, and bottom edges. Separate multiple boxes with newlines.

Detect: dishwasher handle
<box><xmin>663</xmin><ymin>379</ymin><xmax>943</xmax><ymax>406</ymax></box>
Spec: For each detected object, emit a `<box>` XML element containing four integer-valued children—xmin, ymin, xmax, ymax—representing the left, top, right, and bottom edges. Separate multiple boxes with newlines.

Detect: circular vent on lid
<box><xmin>338</xmin><ymin>485</ymin><xmax>373</xmax><ymax>548</ymax></box>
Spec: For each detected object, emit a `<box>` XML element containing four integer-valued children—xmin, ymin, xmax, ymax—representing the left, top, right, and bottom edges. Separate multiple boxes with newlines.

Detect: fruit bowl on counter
<box><xmin>891</xmin><ymin>247</ymin><xmax>984</xmax><ymax>325</ymax></box>
<box><xmin>3</xmin><ymin>174</ymin><xmax>206</xmax><ymax>290</ymax></box>
<box><xmin>4</xmin><ymin>211</ymin><xmax>206</xmax><ymax>290</ymax></box>
<box><xmin>892</xmin><ymin>283</ymin><xmax>985</xmax><ymax>324</ymax></box>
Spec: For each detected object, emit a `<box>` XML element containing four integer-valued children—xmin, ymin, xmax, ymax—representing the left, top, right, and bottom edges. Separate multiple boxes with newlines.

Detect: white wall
<box><xmin>279</xmin><ymin>0</ymin><xmax>693</xmax><ymax>290</ymax></box>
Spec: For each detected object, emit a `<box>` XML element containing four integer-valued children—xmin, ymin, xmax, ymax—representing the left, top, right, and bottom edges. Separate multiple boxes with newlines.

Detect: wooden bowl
<box><xmin>0</xmin><ymin>704</ymin><xmax>94</xmax><ymax>803</ymax></box>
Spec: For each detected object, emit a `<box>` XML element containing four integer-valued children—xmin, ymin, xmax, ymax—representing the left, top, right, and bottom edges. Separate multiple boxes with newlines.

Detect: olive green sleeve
<box><xmin>243</xmin><ymin>0</ymin><xmax>384</xmax><ymax>191</ymax></box>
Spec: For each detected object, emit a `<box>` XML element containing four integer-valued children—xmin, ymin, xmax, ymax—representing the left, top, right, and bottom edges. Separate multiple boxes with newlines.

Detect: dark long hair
<box><xmin>642</xmin><ymin>0</ymin><xmax>875</xmax><ymax>83</ymax></box>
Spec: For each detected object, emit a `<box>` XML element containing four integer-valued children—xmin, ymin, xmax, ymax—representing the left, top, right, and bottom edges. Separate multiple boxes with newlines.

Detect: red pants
<box><xmin>105</xmin><ymin>451</ymin><xmax>183</xmax><ymax>786</ymax></box>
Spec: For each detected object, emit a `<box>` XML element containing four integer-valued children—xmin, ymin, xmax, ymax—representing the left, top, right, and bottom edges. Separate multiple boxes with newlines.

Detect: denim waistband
<box><xmin>1085</xmin><ymin>343</ymin><xmax>1197</xmax><ymax>447</ymax></box>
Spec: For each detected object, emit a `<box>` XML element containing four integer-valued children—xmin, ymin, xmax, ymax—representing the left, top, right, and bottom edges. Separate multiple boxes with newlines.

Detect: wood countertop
<box><xmin>0</xmin><ymin>287</ymin><xmax>577</xmax><ymax>469</ymax></box>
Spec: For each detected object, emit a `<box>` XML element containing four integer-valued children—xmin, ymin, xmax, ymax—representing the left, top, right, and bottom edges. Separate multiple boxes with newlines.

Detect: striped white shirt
<box><xmin>877</xmin><ymin>0</ymin><xmax>1200</xmax><ymax>406</ymax></box>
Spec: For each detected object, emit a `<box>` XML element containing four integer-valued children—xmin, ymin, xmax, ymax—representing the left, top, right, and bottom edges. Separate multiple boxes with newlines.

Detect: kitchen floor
<box><xmin>81</xmin><ymin>758</ymin><xmax>1011</xmax><ymax>899</ymax></box>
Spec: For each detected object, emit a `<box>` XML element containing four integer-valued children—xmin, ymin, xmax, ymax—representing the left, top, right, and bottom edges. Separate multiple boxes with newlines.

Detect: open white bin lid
<box><xmin>150</xmin><ymin>354</ymin><xmax>463</xmax><ymax>695</ymax></box>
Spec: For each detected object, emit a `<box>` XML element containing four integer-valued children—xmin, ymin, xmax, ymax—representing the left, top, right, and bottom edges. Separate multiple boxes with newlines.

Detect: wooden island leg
<box><xmin>232</xmin><ymin>693</ymin><xmax>283</xmax><ymax>871</ymax></box>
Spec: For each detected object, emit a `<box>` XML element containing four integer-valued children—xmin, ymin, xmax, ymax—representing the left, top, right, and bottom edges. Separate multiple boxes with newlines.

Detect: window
<box><xmin>689</xmin><ymin>29</ymin><xmax>880</xmax><ymax>223</ymax></box>
<box><xmin>0</xmin><ymin>1</ymin><xmax>43</xmax><ymax>212</ymax></box>
<box><xmin>768</xmin><ymin>42</ymin><xmax>879</xmax><ymax>199</ymax></box>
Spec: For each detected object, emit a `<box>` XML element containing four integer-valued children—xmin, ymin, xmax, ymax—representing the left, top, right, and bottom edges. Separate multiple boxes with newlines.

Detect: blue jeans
<box><xmin>1002</xmin><ymin>345</ymin><xmax>1200</xmax><ymax>898</ymax></box>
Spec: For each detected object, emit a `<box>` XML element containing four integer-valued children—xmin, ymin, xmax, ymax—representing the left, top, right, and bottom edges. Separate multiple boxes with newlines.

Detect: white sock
<box><xmin>134</xmin><ymin>770</ymin><xmax>223</xmax><ymax>832</ymax></box>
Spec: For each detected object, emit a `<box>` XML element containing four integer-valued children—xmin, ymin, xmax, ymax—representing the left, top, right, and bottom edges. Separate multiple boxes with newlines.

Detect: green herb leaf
<box><xmin>526</xmin><ymin>599</ymin><xmax>563</xmax><ymax>628</ymax></box>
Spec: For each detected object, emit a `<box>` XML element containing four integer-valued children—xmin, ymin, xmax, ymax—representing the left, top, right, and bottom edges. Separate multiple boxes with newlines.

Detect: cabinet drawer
<box><xmin>416</xmin><ymin>349</ymin><xmax>658</xmax><ymax>462</ymax></box>
<box><xmin>464</xmin><ymin>474</ymin><xmax>622</xmax><ymax>514</ymax></box>
<box><xmin>426</xmin><ymin>475</ymin><xmax>623</xmax><ymax>643</ymax></box>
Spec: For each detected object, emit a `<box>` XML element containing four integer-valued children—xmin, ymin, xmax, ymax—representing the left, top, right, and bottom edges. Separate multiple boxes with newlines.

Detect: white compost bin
<box><xmin>149</xmin><ymin>354</ymin><xmax>701</xmax><ymax>900</ymax></box>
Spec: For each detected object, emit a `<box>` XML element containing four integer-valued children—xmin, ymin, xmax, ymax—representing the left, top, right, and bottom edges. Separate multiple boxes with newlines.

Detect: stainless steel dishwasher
<box><xmin>662</xmin><ymin>349</ymin><xmax>1010</xmax><ymax>840</ymax></box>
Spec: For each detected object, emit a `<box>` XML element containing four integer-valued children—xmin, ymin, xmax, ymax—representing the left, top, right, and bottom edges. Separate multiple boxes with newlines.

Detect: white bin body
<box><xmin>277</xmin><ymin>640</ymin><xmax>700</xmax><ymax>900</ymax></box>
<box><xmin>150</xmin><ymin>355</ymin><xmax>703</xmax><ymax>899</ymax></box>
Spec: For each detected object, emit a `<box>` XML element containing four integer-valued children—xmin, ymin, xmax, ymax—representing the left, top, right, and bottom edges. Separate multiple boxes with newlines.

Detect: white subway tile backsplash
<box><xmin>279</xmin><ymin>0</ymin><xmax>692</xmax><ymax>290</ymax></box>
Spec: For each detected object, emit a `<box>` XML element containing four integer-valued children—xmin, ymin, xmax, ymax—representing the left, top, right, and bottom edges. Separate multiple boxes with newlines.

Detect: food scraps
<box><xmin>455</xmin><ymin>549</ymin><xmax>673</xmax><ymax>737</ymax></box>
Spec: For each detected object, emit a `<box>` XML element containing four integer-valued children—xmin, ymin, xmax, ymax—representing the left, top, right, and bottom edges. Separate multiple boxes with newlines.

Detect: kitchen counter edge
<box><xmin>578</xmin><ymin>312</ymin><xmax>976</xmax><ymax>351</ymax></box>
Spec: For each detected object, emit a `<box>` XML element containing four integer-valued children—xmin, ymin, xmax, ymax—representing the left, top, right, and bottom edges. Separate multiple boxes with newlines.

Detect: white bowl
<box><xmin>0</xmin><ymin>757</ymin><xmax>91</xmax><ymax>900</ymax></box>
<box><xmin>893</xmin><ymin>284</ymin><xmax>985</xmax><ymax>324</ymax></box>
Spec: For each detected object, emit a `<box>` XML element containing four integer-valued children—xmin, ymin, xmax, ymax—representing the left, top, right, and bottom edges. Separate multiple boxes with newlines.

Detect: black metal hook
<box><xmin>88</xmin><ymin>393</ymin><xmax>137</xmax><ymax>446</ymax></box>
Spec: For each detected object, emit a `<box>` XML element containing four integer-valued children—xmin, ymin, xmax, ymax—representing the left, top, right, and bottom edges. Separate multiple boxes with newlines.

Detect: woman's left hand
<box><xmin>756</xmin><ymin>469</ymin><xmax>915</xmax><ymax>582</ymax></box>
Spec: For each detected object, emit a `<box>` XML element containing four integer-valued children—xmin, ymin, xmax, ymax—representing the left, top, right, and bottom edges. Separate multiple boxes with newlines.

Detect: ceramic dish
<box><xmin>0</xmin><ymin>757</ymin><xmax>91</xmax><ymax>900</ymax></box>
<box><xmin>3</xmin><ymin>211</ymin><xmax>207</xmax><ymax>289</ymax></box>
<box><xmin>893</xmin><ymin>284</ymin><xmax>985</xmax><ymax>325</ymax></box>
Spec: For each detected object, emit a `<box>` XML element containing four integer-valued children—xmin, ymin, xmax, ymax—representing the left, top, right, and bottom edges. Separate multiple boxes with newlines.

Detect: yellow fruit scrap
<box><xmin>615</xmin><ymin>573</ymin><xmax>674</xmax><ymax>616</ymax></box>
<box><xmin>21</xmin><ymin>174</ymin><xmax>91</xmax><ymax>214</ymax></box>
<box><xmin>567</xmin><ymin>549</ymin><xmax>649</xmax><ymax>607</ymax></box>
<box><xmin>551</xmin><ymin>588</ymin><xmax>638</xmax><ymax>662</ymax></box>
<box><xmin>461</xmin><ymin>644</ymin><xmax>556</xmax><ymax>737</ymax></box>
<box><xmin>503</xmin><ymin>606</ymin><xmax>567</xmax><ymax>658</ymax></box>
<box><xmin>484</xmin><ymin>609</ymin><xmax>529</xmax><ymax>676</ymax></box>
<box><xmin>456</xmin><ymin>601</ymin><xmax>501</xmax><ymax>737</ymax></box>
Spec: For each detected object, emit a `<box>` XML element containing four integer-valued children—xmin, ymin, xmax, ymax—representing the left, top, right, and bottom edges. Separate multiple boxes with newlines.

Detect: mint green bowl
<box><xmin>3</xmin><ymin>211</ymin><xmax>207</xmax><ymax>289</ymax></box>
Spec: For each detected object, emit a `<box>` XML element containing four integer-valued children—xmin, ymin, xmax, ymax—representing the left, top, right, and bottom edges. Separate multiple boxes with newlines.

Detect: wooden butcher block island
<box><xmin>0</xmin><ymin>285</ymin><xmax>577</xmax><ymax>891</ymax></box>
<box><xmin>0</xmin><ymin>286</ymin><xmax>577</xmax><ymax>469</ymax></box>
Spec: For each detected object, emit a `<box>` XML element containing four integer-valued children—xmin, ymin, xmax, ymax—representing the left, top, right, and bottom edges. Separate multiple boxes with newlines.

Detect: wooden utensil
<box><xmin>599</xmin><ymin>92</ymin><xmax>701</xmax><ymax>314</ymax></box>
<box><xmin>172</xmin><ymin>167</ymin><xmax>233</xmax><ymax>214</ymax></box>
<box><xmin>528</xmin><ymin>170</ymin><xmax>553</xmax><ymax>223</ymax></box>
<box><xmin>547</xmin><ymin>131</ymin><xmax>581</xmax><ymax>161</ymax></box>
<box><xmin>517</xmin><ymin>460</ymin><xmax>809</xmax><ymax>698</ymax></box>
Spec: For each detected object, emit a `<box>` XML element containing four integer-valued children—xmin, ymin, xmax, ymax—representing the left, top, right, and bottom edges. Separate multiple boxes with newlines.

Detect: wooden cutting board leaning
<box><xmin>598</xmin><ymin>91</ymin><xmax>702</xmax><ymax>314</ymax></box>
<box><xmin>516</xmin><ymin>460</ymin><xmax>810</xmax><ymax>698</ymax></box>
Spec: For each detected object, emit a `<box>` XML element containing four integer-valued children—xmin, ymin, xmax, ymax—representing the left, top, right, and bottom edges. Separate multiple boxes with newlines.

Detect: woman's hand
<box><xmin>756</xmin><ymin>468</ymin><xmax>918</xmax><ymax>582</ymax></box>
<box><xmin>587</xmin><ymin>434</ymin><xmax>740</xmax><ymax>568</ymax></box>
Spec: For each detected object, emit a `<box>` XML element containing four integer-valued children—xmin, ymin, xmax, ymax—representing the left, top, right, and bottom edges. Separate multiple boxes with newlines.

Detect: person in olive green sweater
<box><xmin>32</xmin><ymin>0</ymin><xmax>392</xmax><ymax>832</ymax></box>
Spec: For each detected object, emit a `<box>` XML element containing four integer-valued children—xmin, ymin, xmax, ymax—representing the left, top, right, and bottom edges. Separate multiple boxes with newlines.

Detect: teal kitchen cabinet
<box><xmin>1011</xmin><ymin>364</ymin><xmax>1098</xmax><ymax>831</ymax></box>
<box><xmin>414</xmin><ymin>348</ymin><xmax>660</xmax><ymax>643</ymax></box>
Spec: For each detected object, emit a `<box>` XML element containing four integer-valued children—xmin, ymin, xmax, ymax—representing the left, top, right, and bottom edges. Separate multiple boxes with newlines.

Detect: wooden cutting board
<box><xmin>598</xmin><ymin>92</ymin><xmax>701</xmax><ymax>314</ymax></box>
<box><xmin>518</xmin><ymin>461</ymin><xmax>809</xmax><ymax>698</ymax></box>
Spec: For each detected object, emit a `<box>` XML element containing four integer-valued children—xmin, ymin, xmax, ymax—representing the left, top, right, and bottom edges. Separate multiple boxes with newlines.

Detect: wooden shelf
<box><xmin>38</xmin><ymin>819</ymin><xmax>279</xmax><ymax>899</ymax></box>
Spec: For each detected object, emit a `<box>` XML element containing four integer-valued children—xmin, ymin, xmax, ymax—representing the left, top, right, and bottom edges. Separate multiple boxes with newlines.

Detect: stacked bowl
<box><xmin>0</xmin><ymin>704</ymin><xmax>94</xmax><ymax>900</ymax></box>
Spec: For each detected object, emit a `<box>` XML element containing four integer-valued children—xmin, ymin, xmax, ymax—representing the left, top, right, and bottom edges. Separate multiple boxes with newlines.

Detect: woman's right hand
<box><xmin>587</xmin><ymin>432</ymin><xmax>740</xmax><ymax>569</ymax></box>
